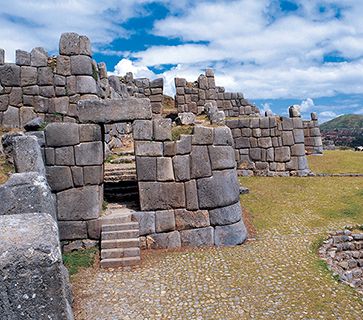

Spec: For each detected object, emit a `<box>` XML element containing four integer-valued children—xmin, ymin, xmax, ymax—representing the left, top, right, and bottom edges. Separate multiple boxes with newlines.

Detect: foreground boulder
<box><xmin>0</xmin><ymin>213</ymin><xmax>73</xmax><ymax>319</ymax></box>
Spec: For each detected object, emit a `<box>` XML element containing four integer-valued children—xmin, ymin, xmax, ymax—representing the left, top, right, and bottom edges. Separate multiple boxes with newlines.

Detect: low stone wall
<box><xmin>133</xmin><ymin>120</ymin><xmax>247</xmax><ymax>248</ymax></box>
<box><xmin>303</xmin><ymin>112</ymin><xmax>323</xmax><ymax>154</ymax></box>
<box><xmin>226</xmin><ymin>113</ymin><xmax>310</xmax><ymax>176</ymax></box>
<box><xmin>174</xmin><ymin>69</ymin><xmax>259</xmax><ymax>117</ymax></box>
<box><xmin>42</xmin><ymin>122</ymin><xmax>104</xmax><ymax>243</ymax></box>
<box><xmin>319</xmin><ymin>229</ymin><xmax>363</xmax><ymax>293</ymax></box>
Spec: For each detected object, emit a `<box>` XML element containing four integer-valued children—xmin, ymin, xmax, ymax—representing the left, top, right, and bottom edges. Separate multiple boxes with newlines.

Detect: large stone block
<box><xmin>197</xmin><ymin>169</ymin><xmax>240</xmax><ymax>209</ymax></box>
<box><xmin>79</xmin><ymin>124</ymin><xmax>102</xmax><ymax>142</ymax></box>
<box><xmin>20</xmin><ymin>107</ymin><xmax>37</xmax><ymax>127</ymax></box>
<box><xmin>84</xmin><ymin>165</ymin><xmax>103</xmax><ymax>185</ymax></box>
<box><xmin>214</xmin><ymin>220</ymin><xmax>247</xmax><ymax>246</ymax></box>
<box><xmin>55</xmin><ymin>146</ymin><xmax>75</xmax><ymax>166</ymax></box>
<box><xmin>0</xmin><ymin>64</ymin><xmax>21</xmax><ymax>86</ymax></box>
<box><xmin>132</xmin><ymin>211</ymin><xmax>155</xmax><ymax>236</ymax></box>
<box><xmin>71</xmin><ymin>166</ymin><xmax>84</xmax><ymax>186</ymax></box>
<box><xmin>136</xmin><ymin>156</ymin><xmax>157</xmax><ymax>181</ymax></box>
<box><xmin>56</xmin><ymin>55</ymin><xmax>71</xmax><ymax>76</ymax></box>
<box><xmin>135</xmin><ymin>141</ymin><xmax>163</xmax><ymax>157</ymax></box>
<box><xmin>274</xmin><ymin>146</ymin><xmax>291</xmax><ymax>162</ymax></box>
<box><xmin>11</xmin><ymin>135</ymin><xmax>45</xmax><ymax>175</ymax></box>
<box><xmin>57</xmin><ymin>185</ymin><xmax>101</xmax><ymax>220</ymax></box>
<box><xmin>37</xmin><ymin>66</ymin><xmax>53</xmax><ymax>85</ymax></box>
<box><xmin>209</xmin><ymin>202</ymin><xmax>242</xmax><ymax>226</ymax></box>
<box><xmin>176</xmin><ymin>134</ymin><xmax>192</xmax><ymax>155</ymax></box>
<box><xmin>155</xmin><ymin>210</ymin><xmax>175</xmax><ymax>233</ymax></box>
<box><xmin>180</xmin><ymin>227</ymin><xmax>214</xmax><ymax>247</ymax></box>
<box><xmin>139</xmin><ymin>182</ymin><xmax>185</xmax><ymax>210</ymax></box>
<box><xmin>192</xmin><ymin>126</ymin><xmax>213</xmax><ymax>145</ymax></box>
<box><xmin>70</xmin><ymin>55</ymin><xmax>93</xmax><ymax>75</ymax></box>
<box><xmin>74</xmin><ymin>141</ymin><xmax>103</xmax><ymax>165</ymax></box>
<box><xmin>0</xmin><ymin>213</ymin><xmax>73</xmax><ymax>320</ymax></box>
<box><xmin>213</xmin><ymin>126</ymin><xmax>234</xmax><ymax>146</ymax></box>
<box><xmin>185</xmin><ymin>180</ymin><xmax>199</xmax><ymax>210</ymax></box>
<box><xmin>153</xmin><ymin>118</ymin><xmax>172</xmax><ymax>141</ymax></box>
<box><xmin>208</xmin><ymin>145</ymin><xmax>235</xmax><ymax>170</ymax></box>
<box><xmin>157</xmin><ymin>157</ymin><xmax>174</xmax><ymax>181</ymax></box>
<box><xmin>133</xmin><ymin>120</ymin><xmax>153</xmax><ymax>140</ymax></box>
<box><xmin>190</xmin><ymin>145</ymin><xmax>212</xmax><ymax>178</ymax></box>
<box><xmin>0</xmin><ymin>172</ymin><xmax>56</xmax><ymax>219</ymax></box>
<box><xmin>45</xmin><ymin>123</ymin><xmax>80</xmax><ymax>147</ymax></box>
<box><xmin>175</xmin><ymin>209</ymin><xmax>210</xmax><ymax>230</ymax></box>
<box><xmin>30</xmin><ymin>47</ymin><xmax>48</xmax><ymax>67</ymax></box>
<box><xmin>16</xmin><ymin>49</ymin><xmax>31</xmax><ymax>66</ymax></box>
<box><xmin>0</xmin><ymin>48</ymin><xmax>4</xmax><ymax>65</ymax></box>
<box><xmin>76</xmin><ymin>75</ymin><xmax>97</xmax><ymax>94</ymax></box>
<box><xmin>78</xmin><ymin>98</ymin><xmax>152</xmax><ymax>123</ymax></box>
<box><xmin>173</xmin><ymin>155</ymin><xmax>190</xmax><ymax>181</ymax></box>
<box><xmin>0</xmin><ymin>94</ymin><xmax>8</xmax><ymax>111</ymax></box>
<box><xmin>59</xmin><ymin>32</ymin><xmax>80</xmax><ymax>55</ymax></box>
<box><xmin>291</xmin><ymin>143</ymin><xmax>305</xmax><ymax>156</ymax></box>
<box><xmin>46</xmin><ymin>166</ymin><xmax>73</xmax><ymax>192</ymax></box>
<box><xmin>293</xmin><ymin>128</ymin><xmax>305</xmax><ymax>143</ymax></box>
<box><xmin>58</xmin><ymin>220</ymin><xmax>88</xmax><ymax>240</ymax></box>
<box><xmin>21</xmin><ymin>66</ymin><xmax>37</xmax><ymax>86</ymax></box>
<box><xmin>148</xmin><ymin>231</ymin><xmax>181</xmax><ymax>249</ymax></box>
<box><xmin>87</xmin><ymin>218</ymin><xmax>101</xmax><ymax>240</ymax></box>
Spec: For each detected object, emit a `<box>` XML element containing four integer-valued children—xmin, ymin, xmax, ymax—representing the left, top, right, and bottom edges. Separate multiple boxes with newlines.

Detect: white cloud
<box><xmin>112</xmin><ymin>58</ymin><xmax>156</xmax><ymax>79</ymax></box>
<box><xmin>299</xmin><ymin>98</ymin><xmax>315</xmax><ymax>112</ymax></box>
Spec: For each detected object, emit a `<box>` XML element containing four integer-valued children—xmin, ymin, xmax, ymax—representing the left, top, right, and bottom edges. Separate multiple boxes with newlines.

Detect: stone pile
<box><xmin>320</xmin><ymin>229</ymin><xmax>363</xmax><ymax>293</ymax></box>
<box><xmin>174</xmin><ymin>69</ymin><xmax>260</xmax><ymax>117</ymax></box>
<box><xmin>133</xmin><ymin>120</ymin><xmax>247</xmax><ymax>248</ymax></box>
<box><xmin>303</xmin><ymin>112</ymin><xmax>323</xmax><ymax>154</ymax></box>
<box><xmin>226</xmin><ymin>110</ymin><xmax>309</xmax><ymax>176</ymax></box>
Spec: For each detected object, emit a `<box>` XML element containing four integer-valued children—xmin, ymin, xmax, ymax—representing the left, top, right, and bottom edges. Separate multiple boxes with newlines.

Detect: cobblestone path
<box><xmin>72</xmin><ymin>177</ymin><xmax>363</xmax><ymax>319</ymax></box>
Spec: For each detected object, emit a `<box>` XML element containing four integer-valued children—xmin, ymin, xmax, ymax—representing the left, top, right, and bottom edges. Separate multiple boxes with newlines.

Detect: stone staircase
<box><xmin>100</xmin><ymin>206</ymin><xmax>140</xmax><ymax>268</ymax></box>
<box><xmin>104</xmin><ymin>150</ymin><xmax>136</xmax><ymax>183</ymax></box>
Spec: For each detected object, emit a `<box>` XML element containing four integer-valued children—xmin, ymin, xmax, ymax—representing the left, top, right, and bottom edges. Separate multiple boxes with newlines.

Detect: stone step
<box><xmin>102</xmin><ymin>229</ymin><xmax>139</xmax><ymax>240</ymax></box>
<box><xmin>101</xmin><ymin>247</ymin><xmax>140</xmax><ymax>259</ymax></box>
<box><xmin>113</xmin><ymin>150</ymin><xmax>135</xmax><ymax>156</ymax></box>
<box><xmin>102</xmin><ymin>222</ymin><xmax>139</xmax><ymax>232</ymax></box>
<box><xmin>104</xmin><ymin>175</ymin><xmax>137</xmax><ymax>182</ymax></box>
<box><xmin>101</xmin><ymin>214</ymin><xmax>132</xmax><ymax>225</ymax></box>
<box><xmin>109</xmin><ymin>156</ymin><xmax>135</xmax><ymax>164</ymax></box>
<box><xmin>100</xmin><ymin>256</ymin><xmax>140</xmax><ymax>268</ymax></box>
<box><xmin>105</xmin><ymin>164</ymin><xmax>136</xmax><ymax>171</ymax></box>
<box><xmin>101</xmin><ymin>238</ymin><xmax>140</xmax><ymax>249</ymax></box>
<box><xmin>104</xmin><ymin>171</ymin><xmax>137</xmax><ymax>177</ymax></box>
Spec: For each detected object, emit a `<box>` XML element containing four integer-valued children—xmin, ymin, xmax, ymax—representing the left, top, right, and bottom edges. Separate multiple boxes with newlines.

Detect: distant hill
<box><xmin>320</xmin><ymin>114</ymin><xmax>363</xmax><ymax>131</ymax></box>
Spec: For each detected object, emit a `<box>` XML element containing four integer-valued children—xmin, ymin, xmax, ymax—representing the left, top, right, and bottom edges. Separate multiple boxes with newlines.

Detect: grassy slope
<box><xmin>320</xmin><ymin>114</ymin><xmax>363</xmax><ymax>131</ymax></box>
<box><xmin>308</xmin><ymin>150</ymin><xmax>363</xmax><ymax>174</ymax></box>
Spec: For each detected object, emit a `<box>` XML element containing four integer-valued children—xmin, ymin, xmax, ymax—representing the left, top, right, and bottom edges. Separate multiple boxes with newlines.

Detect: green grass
<box><xmin>171</xmin><ymin>125</ymin><xmax>193</xmax><ymax>140</ymax></box>
<box><xmin>63</xmin><ymin>248</ymin><xmax>98</xmax><ymax>276</ymax></box>
<box><xmin>308</xmin><ymin>150</ymin><xmax>363</xmax><ymax>174</ymax></box>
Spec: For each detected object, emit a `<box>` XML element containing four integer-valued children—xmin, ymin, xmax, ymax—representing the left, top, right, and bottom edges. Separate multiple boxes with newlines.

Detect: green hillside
<box><xmin>320</xmin><ymin>114</ymin><xmax>363</xmax><ymax>131</ymax></box>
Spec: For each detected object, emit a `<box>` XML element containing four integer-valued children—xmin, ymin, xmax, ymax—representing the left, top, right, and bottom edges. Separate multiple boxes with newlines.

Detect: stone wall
<box><xmin>174</xmin><ymin>69</ymin><xmax>260</xmax><ymax>117</ymax></box>
<box><xmin>303</xmin><ymin>112</ymin><xmax>323</xmax><ymax>154</ymax></box>
<box><xmin>319</xmin><ymin>229</ymin><xmax>363</xmax><ymax>293</ymax></box>
<box><xmin>133</xmin><ymin>121</ymin><xmax>247</xmax><ymax>248</ymax></box>
<box><xmin>42</xmin><ymin>122</ymin><xmax>104</xmax><ymax>243</ymax></box>
<box><xmin>226</xmin><ymin>113</ymin><xmax>310</xmax><ymax>176</ymax></box>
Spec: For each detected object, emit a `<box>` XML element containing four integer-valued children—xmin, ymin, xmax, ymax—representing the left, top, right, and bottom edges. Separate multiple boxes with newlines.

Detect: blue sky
<box><xmin>1</xmin><ymin>1</ymin><xmax>363</xmax><ymax>122</ymax></box>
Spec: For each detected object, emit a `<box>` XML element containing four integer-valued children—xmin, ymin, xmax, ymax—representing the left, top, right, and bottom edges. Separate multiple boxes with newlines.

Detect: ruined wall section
<box><xmin>303</xmin><ymin>112</ymin><xmax>323</xmax><ymax>154</ymax></box>
<box><xmin>226</xmin><ymin>114</ymin><xmax>310</xmax><ymax>176</ymax></box>
<box><xmin>174</xmin><ymin>69</ymin><xmax>260</xmax><ymax>117</ymax></box>
<box><xmin>133</xmin><ymin>121</ymin><xmax>248</xmax><ymax>248</ymax></box>
<box><xmin>0</xmin><ymin>33</ymin><xmax>114</xmax><ymax>128</ymax></box>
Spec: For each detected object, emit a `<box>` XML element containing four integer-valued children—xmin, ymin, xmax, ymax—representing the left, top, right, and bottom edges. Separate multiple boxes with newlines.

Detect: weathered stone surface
<box><xmin>136</xmin><ymin>157</ymin><xmax>157</xmax><ymax>181</ymax></box>
<box><xmin>132</xmin><ymin>211</ymin><xmax>155</xmax><ymax>236</ymax></box>
<box><xmin>180</xmin><ymin>227</ymin><xmax>214</xmax><ymax>247</ymax></box>
<box><xmin>214</xmin><ymin>220</ymin><xmax>247</xmax><ymax>246</ymax></box>
<box><xmin>209</xmin><ymin>202</ymin><xmax>242</xmax><ymax>226</ymax></box>
<box><xmin>139</xmin><ymin>182</ymin><xmax>185</xmax><ymax>211</ymax></box>
<box><xmin>53</xmin><ymin>96</ymin><xmax>69</xmax><ymax>114</ymax></box>
<box><xmin>24</xmin><ymin>117</ymin><xmax>44</xmax><ymax>131</ymax></box>
<box><xmin>20</xmin><ymin>66</ymin><xmax>37</xmax><ymax>86</ymax></box>
<box><xmin>173</xmin><ymin>155</ymin><xmax>190</xmax><ymax>181</ymax></box>
<box><xmin>87</xmin><ymin>218</ymin><xmax>101</xmax><ymax>240</ymax></box>
<box><xmin>0</xmin><ymin>64</ymin><xmax>21</xmax><ymax>86</ymax></box>
<box><xmin>274</xmin><ymin>146</ymin><xmax>291</xmax><ymax>162</ymax></box>
<box><xmin>190</xmin><ymin>145</ymin><xmax>212</xmax><ymax>178</ymax></box>
<box><xmin>44</xmin><ymin>148</ymin><xmax>55</xmax><ymax>165</ymax></box>
<box><xmin>175</xmin><ymin>209</ymin><xmax>210</xmax><ymax>230</ymax></box>
<box><xmin>80</xmin><ymin>35</ymin><xmax>92</xmax><ymax>56</ymax></box>
<box><xmin>163</xmin><ymin>141</ymin><xmax>176</xmax><ymax>156</ymax></box>
<box><xmin>0</xmin><ymin>48</ymin><xmax>4</xmax><ymax>65</ymax></box>
<box><xmin>176</xmin><ymin>134</ymin><xmax>192</xmax><ymax>155</ymax></box>
<box><xmin>76</xmin><ymin>76</ymin><xmax>97</xmax><ymax>94</ymax></box>
<box><xmin>155</xmin><ymin>210</ymin><xmax>175</xmax><ymax>233</ymax></box>
<box><xmin>79</xmin><ymin>124</ymin><xmax>102</xmax><ymax>142</ymax></box>
<box><xmin>133</xmin><ymin>120</ymin><xmax>153</xmax><ymax>140</ymax></box>
<box><xmin>37</xmin><ymin>66</ymin><xmax>53</xmax><ymax>85</ymax></box>
<box><xmin>176</xmin><ymin>112</ymin><xmax>196</xmax><ymax>125</ymax></box>
<box><xmin>45</xmin><ymin>123</ymin><xmax>79</xmax><ymax>147</ymax></box>
<box><xmin>58</xmin><ymin>220</ymin><xmax>88</xmax><ymax>240</ymax></box>
<box><xmin>185</xmin><ymin>180</ymin><xmax>199</xmax><ymax>211</ymax></box>
<box><xmin>148</xmin><ymin>231</ymin><xmax>181</xmax><ymax>249</ymax></box>
<box><xmin>46</xmin><ymin>166</ymin><xmax>73</xmax><ymax>192</ymax></box>
<box><xmin>208</xmin><ymin>145</ymin><xmax>235</xmax><ymax>170</ymax></box>
<box><xmin>83</xmin><ymin>165</ymin><xmax>103</xmax><ymax>185</ymax></box>
<box><xmin>0</xmin><ymin>213</ymin><xmax>73</xmax><ymax>320</ymax></box>
<box><xmin>213</xmin><ymin>127</ymin><xmax>234</xmax><ymax>146</ymax></box>
<box><xmin>71</xmin><ymin>166</ymin><xmax>84</xmax><ymax>187</ymax></box>
<box><xmin>57</xmin><ymin>185</ymin><xmax>101</xmax><ymax>221</ymax></box>
<box><xmin>71</xmin><ymin>55</ymin><xmax>93</xmax><ymax>75</ymax></box>
<box><xmin>0</xmin><ymin>94</ymin><xmax>8</xmax><ymax>111</ymax></box>
<box><xmin>153</xmin><ymin>118</ymin><xmax>172</xmax><ymax>141</ymax></box>
<box><xmin>0</xmin><ymin>172</ymin><xmax>56</xmax><ymax>219</ymax></box>
<box><xmin>56</xmin><ymin>55</ymin><xmax>71</xmax><ymax>76</ymax></box>
<box><xmin>291</xmin><ymin>143</ymin><xmax>305</xmax><ymax>156</ymax></box>
<box><xmin>197</xmin><ymin>169</ymin><xmax>240</xmax><ymax>209</ymax></box>
<box><xmin>55</xmin><ymin>146</ymin><xmax>75</xmax><ymax>166</ymax></box>
<box><xmin>135</xmin><ymin>141</ymin><xmax>163</xmax><ymax>157</ymax></box>
<box><xmin>59</xmin><ymin>32</ymin><xmax>80</xmax><ymax>55</ymax></box>
<box><xmin>157</xmin><ymin>157</ymin><xmax>174</xmax><ymax>181</ymax></box>
<box><xmin>78</xmin><ymin>98</ymin><xmax>152</xmax><ymax>123</ymax></box>
<box><xmin>74</xmin><ymin>141</ymin><xmax>103</xmax><ymax>165</ymax></box>
<box><xmin>30</xmin><ymin>47</ymin><xmax>48</xmax><ymax>67</ymax></box>
<box><xmin>192</xmin><ymin>126</ymin><xmax>213</xmax><ymax>145</ymax></box>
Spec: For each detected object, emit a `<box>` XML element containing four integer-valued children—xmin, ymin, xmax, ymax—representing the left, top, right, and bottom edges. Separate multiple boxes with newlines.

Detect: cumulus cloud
<box><xmin>319</xmin><ymin>111</ymin><xmax>340</xmax><ymax>123</ymax></box>
<box><xmin>299</xmin><ymin>98</ymin><xmax>315</xmax><ymax>112</ymax></box>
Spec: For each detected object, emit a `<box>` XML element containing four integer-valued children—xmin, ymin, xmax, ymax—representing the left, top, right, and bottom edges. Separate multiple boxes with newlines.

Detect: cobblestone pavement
<box><xmin>72</xmin><ymin>177</ymin><xmax>363</xmax><ymax>319</ymax></box>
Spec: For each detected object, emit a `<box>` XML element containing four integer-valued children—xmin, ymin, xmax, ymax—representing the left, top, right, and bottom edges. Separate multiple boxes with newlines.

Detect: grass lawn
<box><xmin>308</xmin><ymin>150</ymin><xmax>363</xmax><ymax>174</ymax></box>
